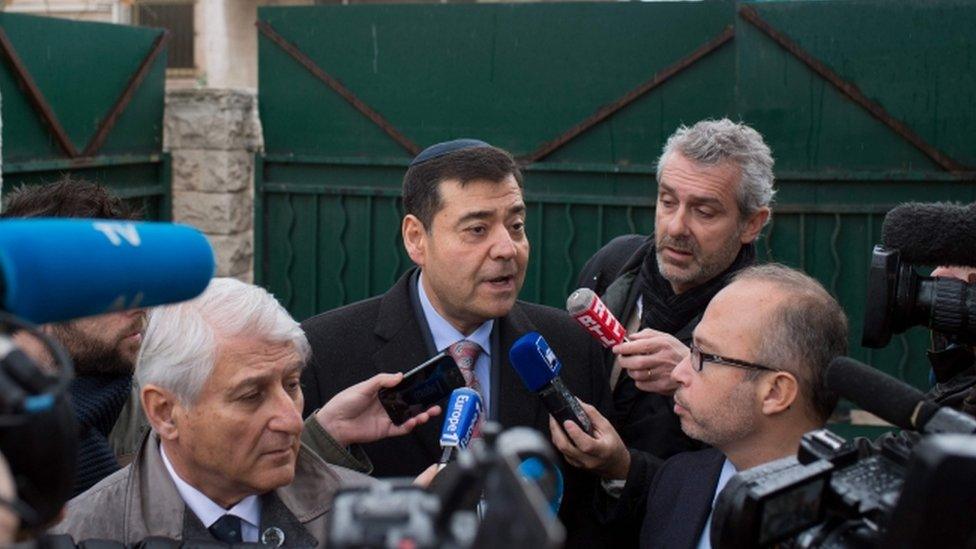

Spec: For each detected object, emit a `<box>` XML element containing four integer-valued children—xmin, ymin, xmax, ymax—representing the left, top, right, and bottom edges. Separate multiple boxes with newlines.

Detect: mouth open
<box><xmin>485</xmin><ymin>274</ymin><xmax>515</xmax><ymax>287</ymax></box>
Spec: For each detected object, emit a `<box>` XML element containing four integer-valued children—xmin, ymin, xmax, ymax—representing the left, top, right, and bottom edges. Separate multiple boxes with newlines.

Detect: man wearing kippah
<box><xmin>301</xmin><ymin>139</ymin><xmax>612</xmax><ymax>547</ymax></box>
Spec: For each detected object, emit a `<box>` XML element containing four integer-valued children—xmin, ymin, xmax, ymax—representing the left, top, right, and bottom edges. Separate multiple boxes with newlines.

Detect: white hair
<box><xmin>135</xmin><ymin>277</ymin><xmax>310</xmax><ymax>406</ymax></box>
<box><xmin>657</xmin><ymin>118</ymin><xmax>776</xmax><ymax>221</ymax></box>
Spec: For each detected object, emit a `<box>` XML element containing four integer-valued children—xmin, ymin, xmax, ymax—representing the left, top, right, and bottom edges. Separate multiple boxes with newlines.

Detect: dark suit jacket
<box><xmin>640</xmin><ymin>448</ymin><xmax>726</xmax><ymax>549</ymax></box>
<box><xmin>300</xmin><ymin>268</ymin><xmax>613</xmax><ymax>547</ymax></box>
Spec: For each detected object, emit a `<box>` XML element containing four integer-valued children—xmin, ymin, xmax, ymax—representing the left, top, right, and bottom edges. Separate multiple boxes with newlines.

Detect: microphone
<box><xmin>439</xmin><ymin>388</ymin><xmax>483</xmax><ymax>465</ymax></box>
<box><xmin>517</xmin><ymin>456</ymin><xmax>564</xmax><ymax>514</ymax></box>
<box><xmin>566</xmin><ymin>288</ymin><xmax>629</xmax><ymax>348</ymax></box>
<box><xmin>881</xmin><ymin>202</ymin><xmax>976</xmax><ymax>267</ymax></box>
<box><xmin>0</xmin><ymin>219</ymin><xmax>215</xmax><ymax>324</ymax></box>
<box><xmin>509</xmin><ymin>332</ymin><xmax>593</xmax><ymax>435</ymax></box>
<box><xmin>826</xmin><ymin>356</ymin><xmax>976</xmax><ymax>434</ymax></box>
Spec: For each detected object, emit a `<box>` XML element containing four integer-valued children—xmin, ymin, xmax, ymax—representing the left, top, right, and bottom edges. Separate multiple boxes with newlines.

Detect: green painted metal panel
<box><xmin>0</xmin><ymin>13</ymin><xmax>169</xmax><ymax>218</ymax></box>
<box><xmin>257</xmin><ymin>1</ymin><xmax>976</xmax><ymax>435</ymax></box>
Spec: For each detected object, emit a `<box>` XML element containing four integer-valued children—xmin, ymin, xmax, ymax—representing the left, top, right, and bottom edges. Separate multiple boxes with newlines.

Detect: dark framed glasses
<box><xmin>689</xmin><ymin>343</ymin><xmax>780</xmax><ymax>374</ymax></box>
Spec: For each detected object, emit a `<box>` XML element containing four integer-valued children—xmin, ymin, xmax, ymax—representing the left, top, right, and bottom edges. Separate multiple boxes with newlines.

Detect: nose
<box><xmin>268</xmin><ymin>387</ymin><xmax>304</xmax><ymax>436</ymax></box>
<box><xmin>671</xmin><ymin>352</ymin><xmax>693</xmax><ymax>387</ymax></box>
<box><xmin>489</xmin><ymin>226</ymin><xmax>518</xmax><ymax>260</ymax></box>
<box><xmin>664</xmin><ymin>205</ymin><xmax>691</xmax><ymax>237</ymax></box>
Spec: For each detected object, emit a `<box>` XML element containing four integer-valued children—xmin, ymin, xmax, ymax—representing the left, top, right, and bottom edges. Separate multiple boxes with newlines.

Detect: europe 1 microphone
<box><xmin>439</xmin><ymin>388</ymin><xmax>483</xmax><ymax>465</ymax></box>
<box><xmin>566</xmin><ymin>288</ymin><xmax>628</xmax><ymax>348</ymax></box>
<box><xmin>509</xmin><ymin>332</ymin><xmax>593</xmax><ymax>435</ymax></box>
<box><xmin>0</xmin><ymin>218</ymin><xmax>215</xmax><ymax>324</ymax></box>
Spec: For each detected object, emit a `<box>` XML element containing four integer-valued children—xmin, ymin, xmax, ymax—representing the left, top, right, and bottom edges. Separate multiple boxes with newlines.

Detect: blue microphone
<box><xmin>518</xmin><ymin>456</ymin><xmax>564</xmax><ymax>514</ymax></box>
<box><xmin>509</xmin><ymin>332</ymin><xmax>593</xmax><ymax>435</ymax></box>
<box><xmin>439</xmin><ymin>388</ymin><xmax>483</xmax><ymax>464</ymax></box>
<box><xmin>0</xmin><ymin>219</ymin><xmax>215</xmax><ymax>324</ymax></box>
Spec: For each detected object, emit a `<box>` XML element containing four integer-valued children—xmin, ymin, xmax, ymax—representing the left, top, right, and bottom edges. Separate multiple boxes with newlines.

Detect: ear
<box><xmin>142</xmin><ymin>384</ymin><xmax>181</xmax><ymax>441</ymax></box>
<box><xmin>740</xmin><ymin>207</ymin><xmax>770</xmax><ymax>245</ymax></box>
<box><xmin>402</xmin><ymin>214</ymin><xmax>429</xmax><ymax>267</ymax></box>
<box><xmin>759</xmin><ymin>371</ymin><xmax>798</xmax><ymax>416</ymax></box>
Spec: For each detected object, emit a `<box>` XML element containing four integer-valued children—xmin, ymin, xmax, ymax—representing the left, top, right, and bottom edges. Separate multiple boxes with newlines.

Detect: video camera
<box><xmin>710</xmin><ymin>201</ymin><xmax>976</xmax><ymax>548</ymax></box>
<box><xmin>862</xmin><ymin>201</ymin><xmax>976</xmax><ymax>348</ymax></box>
<box><xmin>327</xmin><ymin>423</ymin><xmax>565</xmax><ymax>549</ymax></box>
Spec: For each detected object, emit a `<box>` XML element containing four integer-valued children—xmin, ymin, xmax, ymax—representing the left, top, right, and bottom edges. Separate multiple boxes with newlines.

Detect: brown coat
<box><xmin>50</xmin><ymin>431</ymin><xmax>375</xmax><ymax>546</ymax></box>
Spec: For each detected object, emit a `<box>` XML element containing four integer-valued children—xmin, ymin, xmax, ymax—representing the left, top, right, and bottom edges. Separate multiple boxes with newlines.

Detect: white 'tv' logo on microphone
<box><xmin>93</xmin><ymin>222</ymin><xmax>142</xmax><ymax>247</ymax></box>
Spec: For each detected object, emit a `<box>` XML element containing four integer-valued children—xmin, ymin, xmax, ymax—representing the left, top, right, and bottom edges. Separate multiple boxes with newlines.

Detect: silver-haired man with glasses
<box><xmin>551</xmin><ymin>263</ymin><xmax>848</xmax><ymax>549</ymax></box>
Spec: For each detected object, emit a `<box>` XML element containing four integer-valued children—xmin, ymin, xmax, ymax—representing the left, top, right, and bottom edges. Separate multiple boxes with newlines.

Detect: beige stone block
<box><xmin>164</xmin><ymin>88</ymin><xmax>263</xmax><ymax>151</ymax></box>
<box><xmin>207</xmin><ymin>231</ymin><xmax>253</xmax><ymax>278</ymax></box>
<box><xmin>172</xmin><ymin>149</ymin><xmax>253</xmax><ymax>193</ymax></box>
<box><xmin>172</xmin><ymin>190</ymin><xmax>251</xmax><ymax>235</ymax></box>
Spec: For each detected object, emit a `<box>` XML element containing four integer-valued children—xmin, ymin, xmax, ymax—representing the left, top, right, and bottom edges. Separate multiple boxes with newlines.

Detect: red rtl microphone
<box><xmin>566</xmin><ymin>288</ymin><xmax>629</xmax><ymax>348</ymax></box>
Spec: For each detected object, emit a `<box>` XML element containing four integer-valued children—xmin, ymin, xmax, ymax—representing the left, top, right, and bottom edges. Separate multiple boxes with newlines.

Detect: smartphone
<box><xmin>378</xmin><ymin>352</ymin><xmax>467</xmax><ymax>425</ymax></box>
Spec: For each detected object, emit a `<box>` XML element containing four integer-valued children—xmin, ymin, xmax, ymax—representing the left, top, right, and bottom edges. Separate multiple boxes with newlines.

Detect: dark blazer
<box><xmin>640</xmin><ymin>448</ymin><xmax>726</xmax><ymax>549</ymax></box>
<box><xmin>301</xmin><ymin>268</ymin><xmax>613</xmax><ymax>547</ymax></box>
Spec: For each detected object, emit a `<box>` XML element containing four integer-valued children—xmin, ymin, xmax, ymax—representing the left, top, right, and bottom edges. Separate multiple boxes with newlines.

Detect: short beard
<box><xmin>50</xmin><ymin>324</ymin><xmax>133</xmax><ymax>377</ymax></box>
<box><xmin>656</xmin><ymin>229</ymin><xmax>744</xmax><ymax>291</ymax></box>
<box><xmin>682</xmin><ymin>382</ymin><xmax>759</xmax><ymax>448</ymax></box>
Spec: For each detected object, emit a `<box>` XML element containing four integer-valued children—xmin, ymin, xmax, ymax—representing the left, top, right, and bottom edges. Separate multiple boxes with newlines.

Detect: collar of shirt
<box><xmin>160</xmin><ymin>444</ymin><xmax>261</xmax><ymax>539</ymax></box>
<box><xmin>417</xmin><ymin>272</ymin><xmax>493</xmax><ymax>358</ymax></box>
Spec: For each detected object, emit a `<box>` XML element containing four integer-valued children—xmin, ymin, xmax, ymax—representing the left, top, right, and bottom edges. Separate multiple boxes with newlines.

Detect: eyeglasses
<box><xmin>689</xmin><ymin>343</ymin><xmax>780</xmax><ymax>374</ymax></box>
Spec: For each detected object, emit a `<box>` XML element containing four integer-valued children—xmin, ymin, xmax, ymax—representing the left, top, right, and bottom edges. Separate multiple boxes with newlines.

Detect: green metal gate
<box><xmin>257</xmin><ymin>0</ymin><xmax>976</xmax><ymax>428</ymax></box>
<box><xmin>0</xmin><ymin>13</ymin><xmax>170</xmax><ymax>218</ymax></box>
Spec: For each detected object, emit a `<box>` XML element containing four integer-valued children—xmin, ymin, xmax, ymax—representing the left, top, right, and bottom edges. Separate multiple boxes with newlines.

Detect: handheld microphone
<box><xmin>826</xmin><ymin>356</ymin><xmax>976</xmax><ymax>434</ymax></box>
<box><xmin>0</xmin><ymin>219</ymin><xmax>215</xmax><ymax>324</ymax></box>
<box><xmin>439</xmin><ymin>388</ymin><xmax>483</xmax><ymax>464</ymax></box>
<box><xmin>881</xmin><ymin>201</ymin><xmax>976</xmax><ymax>267</ymax></box>
<box><xmin>509</xmin><ymin>332</ymin><xmax>593</xmax><ymax>435</ymax></box>
<box><xmin>566</xmin><ymin>288</ymin><xmax>629</xmax><ymax>348</ymax></box>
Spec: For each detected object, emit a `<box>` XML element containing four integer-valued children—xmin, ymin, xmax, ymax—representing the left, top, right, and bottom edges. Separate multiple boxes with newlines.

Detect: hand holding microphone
<box><xmin>547</xmin><ymin>400</ymin><xmax>631</xmax><ymax>480</ymax></box>
<box><xmin>567</xmin><ymin>288</ymin><xmax>685</xmax><ymax>395</ymax></box>
<box><xmin>509</xmin><ymin>332</ymin><xmax>593</xmax><ymax>435</ymax></box>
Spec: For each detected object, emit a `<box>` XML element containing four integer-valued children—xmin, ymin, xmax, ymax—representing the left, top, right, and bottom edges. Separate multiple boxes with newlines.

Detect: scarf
<box><xmin>639</xmin><ymin>243</ymin><xmax>756</xmax><ymax>334</ymax></box>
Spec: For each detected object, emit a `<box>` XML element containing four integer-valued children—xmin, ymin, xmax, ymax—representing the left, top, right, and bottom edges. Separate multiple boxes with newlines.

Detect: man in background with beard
<box><xmin>570</xmin><ymin>119</ymin><xmax>775</xmax><ymax>544</ymax></box>
<box><xmin>2</xmin><ymin>177</ymin><xmax>149</xmax><ymax>495</ymax></box>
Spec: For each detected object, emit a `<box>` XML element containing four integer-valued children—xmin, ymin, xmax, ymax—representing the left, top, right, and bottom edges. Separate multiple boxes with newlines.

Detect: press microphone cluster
<box><xmin>566</xmin><ymin>288</ymin><xmax>628</xmax><ymax>348</ymax></box>
<box><xmin>0</xmin><ymin>219</ymin><xmax>215</xmax><ymax>324</ymax></box>
<box><xmin>826</xmin><ymin>356</ymin><xmax>976</xmax><ymax>434</ymax></box>
<box><xmin>509</xmin><ymin>332</ymin><xmax>593</xmax><ymax>435</ymax></box>
<box><xmin>439</xmin><ymin>388</ymin><xmax>483</xmax><ymax>465</ymax></box>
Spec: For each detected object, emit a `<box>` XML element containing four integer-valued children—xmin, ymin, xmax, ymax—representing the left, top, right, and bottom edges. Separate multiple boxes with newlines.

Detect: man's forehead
<box><xmin>436</xmin><ymin>177</ymin><xmax>524</xmax><ymax>213</ymax></box>
<box><xmin>213</xmin><ymin>338</ymin><xmax>304</xmax><ymax>380</ymax></box>
<box><xmin>659</xmin><ymin>153</ymin><xmax>741</xmax><ymax>200</ymax></box>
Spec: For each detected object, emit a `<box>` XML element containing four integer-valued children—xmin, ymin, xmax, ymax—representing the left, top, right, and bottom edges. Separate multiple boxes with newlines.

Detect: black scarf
<box><xmin>638</xmin><ymin>243</ymin><xmax>756</xmax><ymax>334</ymax></box>
<box><xmin>68</xmin><ymin>373</ymin><xmax>132</xmax><ymax>496</ymax></box>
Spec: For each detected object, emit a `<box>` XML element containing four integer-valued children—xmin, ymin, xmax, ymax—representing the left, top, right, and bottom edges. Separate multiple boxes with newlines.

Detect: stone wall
<box><xmin>164</xmin><ymin>88</ymin><xmax>262</xmax><ymax>282</ymax></box>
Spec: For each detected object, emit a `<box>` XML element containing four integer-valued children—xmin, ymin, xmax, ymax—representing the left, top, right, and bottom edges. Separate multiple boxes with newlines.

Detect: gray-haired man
<box><xmin>51</xmin><ymin>278</ymin><xmax>432</xmax><ymax>545</ymax></box>
<box><xmin>565</xmin><ymin>119</ymin><xmax>776</xmax><ymax>544</ymax></box>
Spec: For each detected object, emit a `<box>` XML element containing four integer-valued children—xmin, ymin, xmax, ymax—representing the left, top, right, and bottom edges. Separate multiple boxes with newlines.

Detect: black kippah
<box><xmin>410</xmin><ymin>138</ymin><xmax>491</xmax><ymax>167</ymax></box>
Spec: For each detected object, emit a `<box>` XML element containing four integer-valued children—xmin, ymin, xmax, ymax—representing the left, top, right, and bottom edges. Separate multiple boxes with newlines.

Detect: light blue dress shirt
<box><xmin>417</xmin><ymin>273</ymin><xmax>494</xmax><ymax>418</ymax></box>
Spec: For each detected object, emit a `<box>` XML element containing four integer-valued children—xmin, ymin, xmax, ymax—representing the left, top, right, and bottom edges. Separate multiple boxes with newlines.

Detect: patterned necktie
<box><xmin>447</xmin><ymin>339</ymin><xmax>482</xmax><ymax>395</ymax></box>
<box><xmin>209</xmin><ymin>514</ymin><xmax>243</xmax><ymax>544</ymax></box>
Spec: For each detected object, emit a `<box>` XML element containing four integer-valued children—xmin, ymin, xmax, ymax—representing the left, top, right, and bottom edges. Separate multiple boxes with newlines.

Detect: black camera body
<box><xmin>862</xmin><ymin>246</ymin><xmax>976</xmax><ymax>348</ymax></box>
<box><xmin>711</xmin><ymin>429</ymin><xmax>976</xmax><ymax>549</ymax></box>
